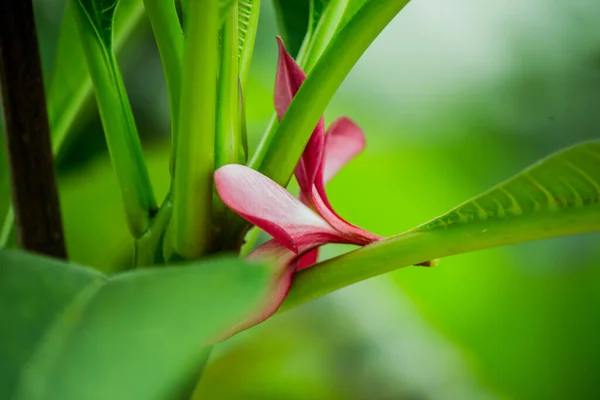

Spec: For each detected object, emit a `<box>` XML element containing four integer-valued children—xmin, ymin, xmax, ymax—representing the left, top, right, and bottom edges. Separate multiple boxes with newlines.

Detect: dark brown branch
<box><xmin>0</xmin><ymin>1</ymin><xmax>67</xmax><ymax>259</ymax></box>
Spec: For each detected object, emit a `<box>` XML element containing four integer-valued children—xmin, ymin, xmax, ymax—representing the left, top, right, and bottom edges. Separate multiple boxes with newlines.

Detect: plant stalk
<box><xmin>142</xmin><ymin>0</ymin><xmax>183</xmax><ymax>145</ymax></box>
<box><xmin>0</xmin><ymin>0</ymin><xmax>67</xmax><ymax>259</ymax></box>
<box><xmin>172</xmin><ymin>0</ymin><xmax>219</xmax><ymax>258</ymax></box>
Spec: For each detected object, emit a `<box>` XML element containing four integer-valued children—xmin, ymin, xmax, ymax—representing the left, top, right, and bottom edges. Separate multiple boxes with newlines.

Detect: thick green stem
<box><xmin>281</xmin><ymin>204</ymin><xmax>600</xmax><ymax>311</ymax></box>
<box><xmin>250</xmin><ymin>0</ymin><xmax>410</xmax><ymax>186</ymax></box>
<box><xmin>143</xmin><ymin>0</ymin><xmax>183</xmax><ymax>139</ymax></box>
<box><xmin>172</xmin><ymin>0</ymin><xmax>219</xmax><ymax>258</ymax></box>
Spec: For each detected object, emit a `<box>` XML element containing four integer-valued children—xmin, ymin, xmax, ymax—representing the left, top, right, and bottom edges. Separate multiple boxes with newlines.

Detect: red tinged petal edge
<box><xmin>321</xmin><ymin>117</ymin><xmax>367</xmax><ymax>185</ymax></box>
<box><xmin>296</xmin><ymin>248</ymin><xmax>319</xmax><ymax>270</ymax></box>
<box><xmin>275</xmin><ymin>37</ymin><xmax>325</xmax><ymax>195</ymax></box>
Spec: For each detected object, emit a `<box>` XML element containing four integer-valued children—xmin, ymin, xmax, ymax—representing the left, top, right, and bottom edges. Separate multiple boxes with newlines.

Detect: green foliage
<box><xmin>75</xmin><ymin>0</ymin><xmax>119</xmax><ymax>48</ymax></box>
<box><xmin>172</xmin><ymin>0</ymin><xmax>220</xmax><ymax>258</ymax></box>
<box><xmin>271</xmin><ymin>0</ymin><xmax>310</xmax><ymax>57</ymax></box>
<box><xmin>142</xmin><ymin>0</ymin><xmax>183</xmax><ymax>137</ymax></box>
<box><xmin>417</xmin><ymin>141</ymin><xmax>600</xmax><ymax>232</ymax></box>
<box><xmin>272</xmin><ymin>0</ymin><xmax>371</xmax><ymax>70</ymax></box>
<box><xmin>72</xmin><ymin>0</ymin><xmax>156</xmax><ymax>237</ymax></box>
<box><xmin>0</xmin><ymin>249</ymin><xmax>271</xmax><ymax>400</ymax></box>
<box><xmin>238</xmin><ymin>0</ymin><xmax>261</xmax><ymax>88</ymax></box>
<box><xmin>48</xmin><ymin>0</ymin><xmax>144</xmax><ymax>148</ymax></box>
<box><xmin>284</xmin><ymin>141</ymin><xmax>600</xmax><ymax>309</ymax></box>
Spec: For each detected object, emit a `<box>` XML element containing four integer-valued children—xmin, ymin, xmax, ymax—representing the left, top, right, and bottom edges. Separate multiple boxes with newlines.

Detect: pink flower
<box><xmin>214</xmin><ymin>38</ymin><xmax>381</xmax><ymax>329</ymax></box>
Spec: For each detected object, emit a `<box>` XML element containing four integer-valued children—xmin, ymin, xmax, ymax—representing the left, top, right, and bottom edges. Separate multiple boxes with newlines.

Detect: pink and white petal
<box><xmin>296</xmin><ymin>248</ymin><xmax>319</xmax><ymax>270</ymax></box>
<box><xmin>310</xmin><ymin>186</ymin><xmax>382</xmax><ymax>245</ymax></box>
<box><xmin>322</xmin><ymin>117</ymin><xmax>366</xmax><ymax>184</ymax></box>
<box><xmin>215</xmin><ymin>164</ymin><xmax>338</xmax><ymax>252</ymax></box>
<box><xmin>274</xmin><ymin>37</ymin><xmax>325</xmax><ymax>194</ymax></box>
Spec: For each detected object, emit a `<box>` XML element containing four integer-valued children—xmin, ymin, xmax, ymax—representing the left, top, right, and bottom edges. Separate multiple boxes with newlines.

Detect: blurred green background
<box><xmin>15</xmin><ymin>0</ymin><xmax>600</xmax><ymax>398</ymax></box>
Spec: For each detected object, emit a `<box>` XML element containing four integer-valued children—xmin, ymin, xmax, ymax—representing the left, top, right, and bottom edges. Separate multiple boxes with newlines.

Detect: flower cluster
<box><xmin>214</xmin><ymin>38</ymin><xmax>381</xmax><ymax>327</ymax></box>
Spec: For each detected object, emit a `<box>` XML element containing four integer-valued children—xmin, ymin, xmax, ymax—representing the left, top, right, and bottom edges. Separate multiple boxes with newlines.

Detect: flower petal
<box><xmin>311</xmin><ymin>117</ymin><xmax>366</xmax><ymax>217</ymax></box>
<box><xmin>274</xmin><ymin>37</ymin><xmax>325</xmax><ymax>194</ymax></box>
<box><xmin>321</xmin><ymin>117</ymin><xmax>366</xmax><ymax>184</ymax></box>
<box><xmin>310</xmin><ymin>185</ymin><xmax>382</xmax><ymax>245</ymax></box>
<box><xmin>274</xmin><ymin>36</ymin><xmax>306</xmax><ymax>120</ymax></box>
<box><xmin>296</xmin><ymin>248</ymin><xmax>319</xmax><ymax>270</ymax></box>
<box><xmin>214</xmin><ymin>164</ymin><xmax>339</xmax><ymax>252</ymax></box>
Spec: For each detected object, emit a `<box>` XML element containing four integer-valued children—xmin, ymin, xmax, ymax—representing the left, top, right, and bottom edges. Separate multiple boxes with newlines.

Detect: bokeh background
<box><xmin>17</xmin><ymin>0</ymin><xmax>600</xmax><ymax>398</ymax></box>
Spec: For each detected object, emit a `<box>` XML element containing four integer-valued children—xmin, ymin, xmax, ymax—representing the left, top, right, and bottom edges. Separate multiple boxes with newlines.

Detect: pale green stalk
<box><xmin>282</xmin><ymin>203</ymin><xmax>600</xmax><ymax>311</ymax></box>
<box><xmin>72</xmin><ymin>0</ymin><xmax>157</xmax><ymax>237</ymax></box>
<box><xmin>142</xmin><ymin>0</ymin><xmax>183</xmax><ymax>138</ymax></box>
<box><xmin>172</xmin><ymin>0</ymin><xmax>219</xmax><ymax>258</ymax></box>
<box><xmin>216</xmin><ymin>3</ymin><xmax>243</xmax><ymax>168</ymax></box>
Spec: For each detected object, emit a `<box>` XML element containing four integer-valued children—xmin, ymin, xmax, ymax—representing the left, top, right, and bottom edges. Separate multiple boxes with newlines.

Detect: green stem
<box><xmin>251</xmin><ymin>0</ymin><xmax>410</xmax><ymax>186</ymax></box>
<box><xmin>73</xmin><ymin>2</ymin><xmax>157</xmax><ymax>237</ymax></box>
<box><xmin>299</xmin><ymin>0</ymin><xmax>348</xmax><ymax>72</ymax></box>
<box><xmin>0</xmin><ymin>209</ymin><xmax>14</xmax><ymax>248</ymax></box>
<box><xmin>215</xmin><ymin>3</ymin><xmax>243</xmax><ymax>168</ymax></box>
<box><xmin>49</xmin><ymin>1</ymin><xmax>145</xmax><ymax>158</ymax></box>
<box><xmin>142</xmin><ymin>0</ymin><xmax>184</xmax><ymax>139</ymax></box>
<box><xmin>135</xmin><ymin>197</ymin><xmax>173</xmax><ymax>267</ymax></box>
<box><xmin>172</xmin><ymin>0</ymin><xmax>219</xmax><ymax>258</ymax></box>
<box><xmin>281</xmin><ymin>203</ymin><xmax>600</xmax><ymax>311</ymax></box>
<box><xmin>238</xmin><ymin>0</ymin><xmax>261</xmax><ymax>90</ymax></box>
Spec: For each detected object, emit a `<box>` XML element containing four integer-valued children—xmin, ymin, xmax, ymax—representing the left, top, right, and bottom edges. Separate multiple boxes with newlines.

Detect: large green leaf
<box><xmin>0</xmin><ymin>249</ymin><xmax>271</xmax><ymax>400</ymax></box>
<box><xmin>0</xmin><ymin>251</ymin><xmax>104</xmax><ymax>397</ymax></box>
<box><xmin>283</xmin><ymin>141</ymin><xmax>600</xmax><ymax>309</ymax></box>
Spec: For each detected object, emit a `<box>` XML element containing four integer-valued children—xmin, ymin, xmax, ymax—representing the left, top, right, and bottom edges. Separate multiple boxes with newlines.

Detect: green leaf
<box><xmin>72</xmin><ymin>0</ymin><xmax>157</xmax><ymax>237</ymax></box>
<box><xmin>0</xmin><ymin>250</ymin><xmax>104</xmax><ymax>397</ymax></box>
<box><xmin>49</xmin><ymin>0</ymin><xmax>144</xmax><ymax>158</ymax></box>
<box><xmin>142</xmin><ymin>0</ymin><xmax>183</xmax><ymax>140</ymax></box>
<box><xmin>75</xmin><ymin>0</ymin><xmax>119</xmax><ymax>48</ymax></box>
<box><xmin>238</xmin><ymin>0</ymin><xmax>261</xmax><ymax>89</ymax></box>
<box><xmin>271</xmin><ymin>0</ymin><xmax>310</xmax><ymax>57</ymax></box>
<box><xmin>299</xmin><ymin>0</ymin><xmax>367</xmax><ymax>70</ymax></box>
<box><xmin>1</xmin><ymin>249</ymin><xmax>271</xmax><ymax>400</ymax></box>
<box><xmin>282</xmin><ymin>141</ymin><xmax>600</xmax><ymax>310</ymax></box>
<box><xmin>272</xmin><ymin>0</ymin><xmax>368</xmax><ymax>70</ymax></box>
